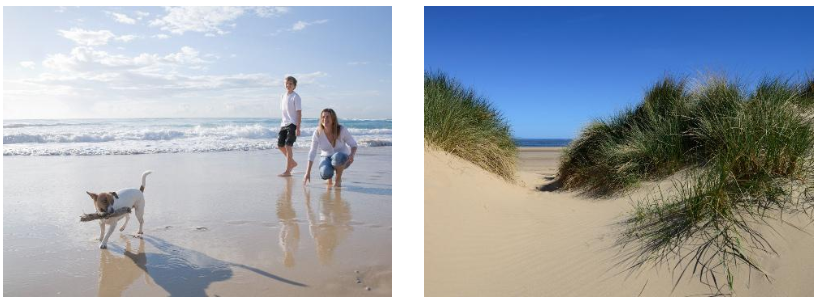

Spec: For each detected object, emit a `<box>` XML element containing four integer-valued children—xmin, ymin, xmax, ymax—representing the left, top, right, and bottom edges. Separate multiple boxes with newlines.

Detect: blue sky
<box><xmin>425</xmin><ymin>7</ymin><xmax>814</xmax><ymax>139</ymax></box>
<box><xmin>4</xmin><ymin>6</ymin><xmax>392</xmax><ymax>119</ymax></box>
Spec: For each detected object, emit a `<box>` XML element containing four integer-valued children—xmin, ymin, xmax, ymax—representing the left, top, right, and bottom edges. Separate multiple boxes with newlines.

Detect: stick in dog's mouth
<box><xmin>80</xmin><ymin>207</ymin><xmax>132</xmax><ymax>222</ymax></box>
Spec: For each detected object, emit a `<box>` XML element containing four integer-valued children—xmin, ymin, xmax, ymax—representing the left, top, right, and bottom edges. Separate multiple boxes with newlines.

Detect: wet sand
<box><xmin>3</xmin><ymin>147</ymin><xmax>391</xmax><ymax>296</ymax></box>
<box><xmin>425</xmin><ymin>146</ymin><xmax>813</xmax><ymax>296</ymax></box>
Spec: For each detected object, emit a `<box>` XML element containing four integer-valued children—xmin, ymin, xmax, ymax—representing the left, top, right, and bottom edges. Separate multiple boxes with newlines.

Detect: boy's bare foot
<box><xmin>334</xmin><ymin>178</ymin><xmax>342</xmax><ymax>188</ymax></box>
<box><xmin>278</xmin><ymin>171</ymin><xmax>292</xmax><ymax>177</ymax></box>
<box><xmin>287</xmin><ymin>159</ymin><xmax>298</xmax><ymax>172</ymax></box>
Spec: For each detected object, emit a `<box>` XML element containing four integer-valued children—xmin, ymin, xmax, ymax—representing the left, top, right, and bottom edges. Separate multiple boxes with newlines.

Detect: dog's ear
<box><xmin>86</xmin><ymin>191</ymin><xmax>98</xmax><ymax>200</ymax></box>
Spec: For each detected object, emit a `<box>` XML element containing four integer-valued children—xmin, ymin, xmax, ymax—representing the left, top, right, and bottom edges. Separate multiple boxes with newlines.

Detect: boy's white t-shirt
<box><xmin>280</xmin><ymin>91</ymin><xmax>302</xmax><ymax>127</ymax></box>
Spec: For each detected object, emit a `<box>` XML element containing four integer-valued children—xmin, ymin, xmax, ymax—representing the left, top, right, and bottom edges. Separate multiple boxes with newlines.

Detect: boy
<box><xmin>277</xmin><ymin>76</ymin><xmax>301</xmax><ymax>177</ymax></box>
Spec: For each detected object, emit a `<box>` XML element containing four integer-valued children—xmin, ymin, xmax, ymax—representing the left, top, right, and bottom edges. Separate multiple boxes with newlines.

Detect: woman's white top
<box><xmin>307</xmin><ymin>125</ymin><xmax>358</xmax><ymax>162</ymax></box>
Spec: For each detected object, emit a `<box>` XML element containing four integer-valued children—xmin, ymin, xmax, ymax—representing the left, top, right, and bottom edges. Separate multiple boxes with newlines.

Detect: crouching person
<box><xmin>303</xmin><ymin>108</ymin><xmax>358</xmax><ymax>188</ymax></box>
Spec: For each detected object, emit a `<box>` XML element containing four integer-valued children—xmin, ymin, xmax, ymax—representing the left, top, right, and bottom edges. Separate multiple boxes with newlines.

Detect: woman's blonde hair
<box><xmin>317</xmin><ymin>108</ymin><xmax>341</xmax><ymax>136</ymax></box>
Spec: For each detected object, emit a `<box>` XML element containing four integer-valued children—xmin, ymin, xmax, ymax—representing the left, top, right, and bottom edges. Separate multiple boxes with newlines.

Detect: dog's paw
<box><xmin>99</xmin><ymin>243</ymin><xmax>108</xmax><ymax>249</ymax></box>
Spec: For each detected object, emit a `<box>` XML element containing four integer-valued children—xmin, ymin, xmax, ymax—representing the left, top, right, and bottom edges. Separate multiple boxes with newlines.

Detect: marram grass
<box><xmin>558</xmin><ymin>74</ymin><xmax>814</xmax><ymax>294</ymax></box>
<box><xmin>424</xmin><ymin>71</ymin><xmax>517</xmax><ymax>181</ymax></box>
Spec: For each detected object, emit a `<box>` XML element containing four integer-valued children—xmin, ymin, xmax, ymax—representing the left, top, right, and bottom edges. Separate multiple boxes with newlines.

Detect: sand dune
<box><xmin>425</xmin><ymin>147</ymin><xmax>813</xmax><ymax>296</ymax></box>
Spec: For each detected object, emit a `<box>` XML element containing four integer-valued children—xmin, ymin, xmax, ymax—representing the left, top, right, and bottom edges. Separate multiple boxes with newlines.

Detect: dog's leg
<box><xmin>135</xmin><ymin>202</ymin><xmax>145</xmax><ymax>236</ymax></box>
<box><xmin>120</xmin><ymin>214</ymin><xmax>131</xmax><ymax>232</ymax></box>
<box><xmin>100</xmin><ymin>221</ymin><xmax>117</xmax><ymax>249</ymax></box>
<box><xmin>99</xmin><ymin>221</ymin><xmax>105</xmax><ymax>241</ymax></box>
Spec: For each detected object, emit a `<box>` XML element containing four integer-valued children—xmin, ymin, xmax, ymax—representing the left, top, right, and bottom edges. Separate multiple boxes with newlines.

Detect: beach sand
<box><xmin>425</xmin><ymin>146</ymin><xmax>813</xmax><ymax>296</ymax></box>
<box><xmin>3</xmin><ymin>147</ymin><xmax>391</xmax><ymax>296</ymax></box>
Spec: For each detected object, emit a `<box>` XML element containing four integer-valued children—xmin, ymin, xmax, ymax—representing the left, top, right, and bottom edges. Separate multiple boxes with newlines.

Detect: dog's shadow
<box><xmin>102</xmin><ymin>235</ymin><xmax>306</xmax><ymax>296</ymax></box>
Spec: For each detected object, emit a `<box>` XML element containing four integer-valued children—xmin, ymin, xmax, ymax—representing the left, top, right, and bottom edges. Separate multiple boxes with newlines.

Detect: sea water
<box><xmin>3</xmin><ymin>118</ymin><xmax>392</xmax><ymax>156</ymax></box>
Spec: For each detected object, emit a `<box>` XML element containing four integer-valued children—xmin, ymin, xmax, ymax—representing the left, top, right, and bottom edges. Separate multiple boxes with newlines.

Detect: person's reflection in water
<box><xmin>277</xmin><ymin>176</ymin><xmax>300</xmax><ymax>267</ymax></box>
<box><xmin>97</xmin><ymin>235</ymin><xmax>151</xmax><ymax>296</ymax></box>
<box><xmin>304</xmin><ymin>187</ymin><xmax>352</xmax><ymax>265</ymax></box>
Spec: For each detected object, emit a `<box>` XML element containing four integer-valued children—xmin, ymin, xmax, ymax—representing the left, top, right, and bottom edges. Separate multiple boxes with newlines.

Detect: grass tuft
<box><xmin>424</xmin><ymin>71</ymin><xmax>517</xmax><ymax>181</ymax></box>
<box><xmin>558</xmin><ymin>73</ymin><xmax>814</xmax><ymax>293</ymax></box>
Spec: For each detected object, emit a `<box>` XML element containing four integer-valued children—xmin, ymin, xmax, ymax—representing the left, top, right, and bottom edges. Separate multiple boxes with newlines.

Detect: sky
<box><xmin>425</xmin><ymin>7</ymin><xmax>814</xmax><ymax>139</ymax></box>
<box><xmin>3</xmin><ymin>6</ymin><xmax>392</xmax><ymax>119</ymax></box>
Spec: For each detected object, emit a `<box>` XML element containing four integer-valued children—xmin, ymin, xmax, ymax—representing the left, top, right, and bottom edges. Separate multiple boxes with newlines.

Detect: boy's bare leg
<box><xmin>278</xmin><ymin>146</ymin><xmax>297</xmax><ymax>176</ymax></box>
<box><xmin>286</xmin><ymin>146</ymin><xmax>298</xmax><ymax>172</ymax></box>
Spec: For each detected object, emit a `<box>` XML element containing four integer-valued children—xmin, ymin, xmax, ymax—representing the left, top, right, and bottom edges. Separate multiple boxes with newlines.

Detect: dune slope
<box><xmin>425</xmin><ymin>147</ymin><xmax>813</xmax><ymax>296</ymax></box>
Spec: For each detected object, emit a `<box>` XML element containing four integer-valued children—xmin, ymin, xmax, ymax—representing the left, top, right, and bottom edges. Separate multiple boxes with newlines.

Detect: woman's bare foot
<box><xmin>278</xmin><ymin>171</ymin><xmax>292</xmax><ymax>177</ymax></box>
<box><xmin>334</xmin><ymin>177</ymin><xmax>342</xmax><ymax>188</ymax></box>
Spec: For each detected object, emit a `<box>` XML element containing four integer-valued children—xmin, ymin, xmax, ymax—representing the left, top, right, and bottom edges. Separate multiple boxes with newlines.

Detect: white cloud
<box><xmin>43</xmin><ymin>47</ymin><xmax>152</xmax><ymax>72</ymax></box>
<box><xmin>55</xmin><ymin>7</ymin><xmax>68</xmax><ymax>13</ymax></box>
<box><xmin>153</xmin><ymin>34</ymin><xmax>170</xmax><ymax>39</ymax></box>
<box><xmin>58</xmin><ymin>28</ymin><xmax>142</xmax><ymax>45</ymax></box>
<box><xmin>134</xmin><ymin>11</ymin><xmax>150</xmax><ymax>20</ymax></box>
<box><xmin>164</xmin><ymin>46</ymin><xmax>209</xmax><ymax>65</ymax></box>
<box><xmin>20</xmin><ymin>61</ymin><xmax>36</xmax><ymax>69</ymax></box>
<box><xmin>292</xmin><ymin>19</ymin><xmax>328</xmax><ymax>31</ymax></box>
<box><xmin>149</xmin><ymin>7</ymin><xmax>245</xmax><ymax>36</ymax></box>
<box><xmin>107</xmin><ymin>11</ymin><xmax>136</xmax><ymax>24</ymax></box>
<box><xmin>348</xmin><ymin>61</ymin><xmax>369</xmax><ymax>66</ymax></box>
<box><xmin>270</xmin><ymin>19</ymin><xmax>330</xmax><ymax>36</ymax></box>
<box><xmin>254</xmin><ymin>7</ymin><xmax>289</xmax><ymax>18</ymax></box>
<box><xmin>41</xmin><ymin>46</ymin><xmax>213</xmax><ymax>74</ymax></box>
<box><xmin>150</xmin><ymin>7</ymin><xmax>290</xmax><ymax>36</ymax></box>
<box><xmin>115</xmin><ymin>35</ymin><xmax>138</xmax><ymax>42</ymax></box>
<box><xmin>287</xmin><ymin>71</ymin><xmax>329</xmax><ymax>85</ymax></box>
<box><xmin>58</xmin><ymin>28</ymin><xmax>115</xmax><ymax>46</ymax></box>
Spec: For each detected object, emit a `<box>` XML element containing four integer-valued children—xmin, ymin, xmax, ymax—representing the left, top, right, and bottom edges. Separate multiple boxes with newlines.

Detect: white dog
<box><xmin>86</xmin><ymin>170</ymin><xmax>152</xmax><ymax>249</ymax></box>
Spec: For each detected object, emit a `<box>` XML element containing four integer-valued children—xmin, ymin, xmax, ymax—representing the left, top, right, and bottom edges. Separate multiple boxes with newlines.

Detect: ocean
<box><xmin>513</xmin><ymin>138</ymin><xmax>571</xmax><ymax>147</ymax></box>
<box><xmin>3</xmin><ymin>118</ymin><xmax>392</xmax><ymax>156</ymax></box>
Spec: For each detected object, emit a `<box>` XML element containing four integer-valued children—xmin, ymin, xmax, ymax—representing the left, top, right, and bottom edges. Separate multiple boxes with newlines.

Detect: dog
<box><xmin>86</xmin><ymin>170</ymin><xmax>152</xmax><ymax>249</ymax></box>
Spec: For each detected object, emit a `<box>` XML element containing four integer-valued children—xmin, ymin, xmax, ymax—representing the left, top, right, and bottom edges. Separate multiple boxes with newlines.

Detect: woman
<box><xmin>303</xmin><ymin>108</ymin><xmax>358</xmax><ymax>187</ymax></box>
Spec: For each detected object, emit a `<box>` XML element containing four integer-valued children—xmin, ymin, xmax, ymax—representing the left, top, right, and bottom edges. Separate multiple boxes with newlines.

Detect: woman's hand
<box><xmin>346</xmin><ymin>154</ymin><xmax>355</xmax><ymax>167</ymax></box>
<box><xmin>303</xmin><ymin>173</ymin><xmax>310</xmax><ymax>185</ymax></box>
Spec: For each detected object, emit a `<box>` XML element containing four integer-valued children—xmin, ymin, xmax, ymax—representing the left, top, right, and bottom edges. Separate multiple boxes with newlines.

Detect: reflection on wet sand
<box><xmin>304</xmin><ymin>188</ymin><xmax>352</xmax><ymax>265</ymax></box>
<box><xmin>277</xmin><ymin>177</ymin><xmax>300</xmax><ymax>267</ymax></box>
<box><xmin>98</xmin><ymin>236</ymin><xmax>151</xmax><ymax>297</ymax></box>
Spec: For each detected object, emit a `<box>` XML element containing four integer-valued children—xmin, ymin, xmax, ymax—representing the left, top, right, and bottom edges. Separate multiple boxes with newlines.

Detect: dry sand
<box><xmin>4</xmin><ymin>148</ymin><xmax>391</xmax><ymax>296</ymax></box>
<box><xmin>425</xmin><ymin>146</ymin><xmax>813</xmax><ymax>296</ymax></box>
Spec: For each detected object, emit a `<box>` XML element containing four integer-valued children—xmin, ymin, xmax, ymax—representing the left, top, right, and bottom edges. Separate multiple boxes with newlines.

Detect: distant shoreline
<box><xmin>513</xmin><ymin>138</ymin><xmax>571</xmax><ymax>147</ymax></box>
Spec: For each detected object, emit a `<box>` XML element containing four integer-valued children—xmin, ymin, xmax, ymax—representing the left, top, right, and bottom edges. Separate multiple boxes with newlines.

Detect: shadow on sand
<box><xmin>100</xmin><ymin>235</ymin><xmax>307</xmax><ymax>296</ymax></box>
<box><xmin>536</xmin><ymin>178</ymin><xmax>563</xmax><ymax>192</ymax></box>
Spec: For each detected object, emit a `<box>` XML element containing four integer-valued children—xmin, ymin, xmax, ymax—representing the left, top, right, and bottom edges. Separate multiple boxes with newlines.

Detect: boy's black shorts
<box><xmin>277</xmin><ymin>123</ymin><xmax>297</xmax><ymax>147</ymax></box>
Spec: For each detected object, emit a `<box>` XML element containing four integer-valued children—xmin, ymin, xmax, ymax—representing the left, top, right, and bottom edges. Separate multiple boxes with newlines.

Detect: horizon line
<box><xmin>3</xmin><ymin>116</ymin><xmax>393</xmax><ymax>121</ymax></box>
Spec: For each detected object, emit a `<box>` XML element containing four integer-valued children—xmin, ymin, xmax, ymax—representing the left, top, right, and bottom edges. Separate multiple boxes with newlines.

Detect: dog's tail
<box><xmin>140</xmin><ymin>170</ymin><xmax>152</xmax><ymax>192</ymax></box>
